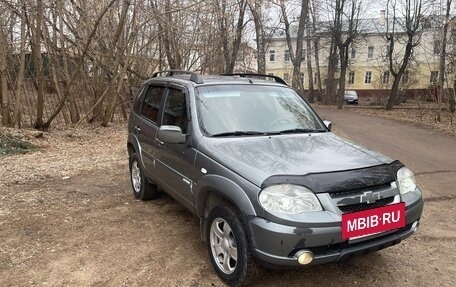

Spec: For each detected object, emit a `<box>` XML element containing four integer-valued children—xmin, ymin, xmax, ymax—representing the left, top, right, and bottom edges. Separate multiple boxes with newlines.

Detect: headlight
<box><xmin>397</xmin><ymin>167</ymin><xmax>417</xmax><ymax>194</ymax></box>
<box><xmin>258</xmin><ymin>184</ymin><xmax>322</xmax><ymax>214</ymax></box>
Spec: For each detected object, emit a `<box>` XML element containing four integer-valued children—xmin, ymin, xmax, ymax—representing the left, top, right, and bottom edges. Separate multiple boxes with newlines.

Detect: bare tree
<box><xmin>248</xmin><ymin>0</ymin><xmax>266</xmax><ymax>73</ymax></box>
<box><xmin>385</xmin><ymin>0</ymin><xmax>424</xmax><ymax>110</ymax></box>
<box><xmin>333</xmin><ymin>0</ymin><xmax>362</xmax><ymax>109</ymax></box>
<box><xmin>437</xmin><ymin>0</ymin><xmax>453</xmax><ymax>115</ymax></box>
<box><xmin>214</xmin><ymin>0</ymin><xmax>248</xmax><ymax>73</ymax></box>
<box><xmin>43</xmin><ymin>0</ymin><xmax>119</xmax><ymax>129</ymax></box>
<box><xmin>11</xmin><ymin>2</ymin><xmax>27</xmax><ymax>127</ymax></box>
<box><xmin>305</xmin><ymin>34</ymin><xmax>315</xmax><ymax>102</ymax></box>
<box><xmin>310</xmin><ymin>0</ymin><xmax>323</xmax><ymax>101</ymax></box>
<box><xmin>30</xmin><ymin>0</ymin><xmax>46</xmax><ymax>129</ymax></box>
<box><xmin>277</xmin><ymin>0</ymin><xmax>309</xmax><ymax>91</ymax></box>
<box><xmin>0</xmin><ymin>22</ymin><xmax>9</xmax><ymax>126</ymax></box>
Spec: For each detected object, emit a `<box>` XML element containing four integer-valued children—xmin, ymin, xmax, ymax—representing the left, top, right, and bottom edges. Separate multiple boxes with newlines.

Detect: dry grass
<box><xmin>0</xmin><ymin>122</ymin><xmax>128</xmax><ymax>189</ymax></box>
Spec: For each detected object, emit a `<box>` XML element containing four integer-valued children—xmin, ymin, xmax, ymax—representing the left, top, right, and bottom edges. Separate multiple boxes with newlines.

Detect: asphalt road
<box><xmin>316</xmin><ymin>107</ymin><xmax>456</xmax><ymax>200</ymax></box>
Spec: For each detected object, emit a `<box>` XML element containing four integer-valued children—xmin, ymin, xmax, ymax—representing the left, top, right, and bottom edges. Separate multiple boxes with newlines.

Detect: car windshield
<box><xmin>196</xmin><ymin>84</ymin><xmax>326</xmax><ymax>136</ymax></box>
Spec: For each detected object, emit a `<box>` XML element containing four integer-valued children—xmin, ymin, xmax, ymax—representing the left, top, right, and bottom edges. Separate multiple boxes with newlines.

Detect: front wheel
<box><xmin>129</xmin><ymin>153</ymin><xmax>159</xmax><ymax>200</ymax></box>
<box><xmin>206</xmin><ymin>205</ymin><xmax>259</xmax><ymax>286</ymax></box>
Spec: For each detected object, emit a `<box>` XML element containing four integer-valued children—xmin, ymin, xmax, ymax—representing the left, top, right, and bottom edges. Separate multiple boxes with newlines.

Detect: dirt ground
<box><xmin>1</xmin><ymin>111</ymin><xmax>456</xmax><ymax>286</ymax></box>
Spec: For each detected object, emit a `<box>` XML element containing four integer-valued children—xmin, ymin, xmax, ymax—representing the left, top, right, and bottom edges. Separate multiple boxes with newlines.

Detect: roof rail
<box><xmin>222</xmin><ymin>73</ymin><xmax>288</xmax><ymax>86</ymax></box>
<box><xmin>151</xmin><ymin>70</ymin><xmax>204</xmax><ymax>84</ymax></box>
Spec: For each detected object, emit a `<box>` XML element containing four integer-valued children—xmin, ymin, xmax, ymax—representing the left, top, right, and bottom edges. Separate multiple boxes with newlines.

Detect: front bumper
<box><xmin>248</xmin><ymin>197</ymin><xmax>423</xmax><ymax>268</ymax></box>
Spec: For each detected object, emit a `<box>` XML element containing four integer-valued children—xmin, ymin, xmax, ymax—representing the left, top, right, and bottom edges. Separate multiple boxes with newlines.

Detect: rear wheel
<box><xmin>206</xmin><ymin>205</ymin><xmax>260</xmax><ymax>286</ymax></box>
<box><xmin>129</xmin><ymin>153</ymin><xmax>159</xmax><ymax>200</ymax></box>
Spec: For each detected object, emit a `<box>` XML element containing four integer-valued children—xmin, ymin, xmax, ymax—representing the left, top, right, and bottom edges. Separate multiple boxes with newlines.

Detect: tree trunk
<box><xmin>227</xmin><ymin>0</ymin><xmax>247</xmax><ymax>73</ymax></box>
<box><xmin>337</xmin><ymin>45</ymin><xmax>349</xmax><ymax>109</ymax></box>
<box><xmin>59</xmin><ymin>0</ymin><xmax>79</xmax><ymax>124</ymax></box>
<box><xmin>387</xmin><ymin>75</ymin><xmax>402</xmax><ymax>110</ymax></box>
<box><xmin>439</xmin><ymin>0</ymin><xmax>451</xmax><ymax>119</ymax></box>
<box><xmin>310</xmin><ymin>1</ymin><xmax>322</xmax><ymax>101</ymax></box>
<box><xmin>248</xmin><ymin>0</ymin><xmax>266</xmax><ymax>74</ymax></box>
<box><xmin>451</xmin><ymin>78</ymin><xmax>456</xmax><ymax>113</ymax></box>
<box><xmin>313</xmin><ymin>38</ymin><xmax>323</xmax><ymax>102</ymax></box>
<box><xmin>325</xmin><ymin>42</ymin><xmax>338</xmax><ymax>105</ymax></box>
<box><xmin>101</xmin><ymin>0</ymin><xmax>130</xmax><ymax>126</ymax></box>
<box><xmin>0</xmin><ymin>26</ymin><xmax>10</xmax><ymax>126</ymax></box>
<box><xmin>32</xmin><ymin>0</ymin><xmax>45</xmax><ymax>130</ymax></box>
<box><xmin>220</xmin><ymin>1</ymin><xmax>229</xmax><ymax>73</ymax></box>
<box><xmin>11</xmin><ymin>4</ymin><xmax>27</xmax><ymax>127</ymax></box>
<box><xmin>90</xmin><ymin>66</ymin><xmax>106</xmax><ymax>122</ymax></box>
<box><xmin>384</xmin><ymin>0</ymin><xmax>422</xmax><ymax>110</ymax></box>
<box><xmin>291</xmin><ymin>0</ymin><xmax>308</xmax><ymax>91</ymax></box>
<box><xmin>306</xmin><ymin>39</ymin><xmax>314</xmax><ymax>102</ymax></box>
<box><xmin>386</xmin><ymin>42</ymin><xmax>413</xmax><ymax>110</ymax></box>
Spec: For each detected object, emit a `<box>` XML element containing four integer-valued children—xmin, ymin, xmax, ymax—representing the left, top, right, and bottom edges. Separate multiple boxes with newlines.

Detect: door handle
<box><xmin>155</xmin><ymin>138</ymin><xmax>164</xmax><ymax>145</ymax></box>
<box><xmin>133</xmin><ymin>125</ymin><xmax>141</xmax><ymax>132</ymax></box>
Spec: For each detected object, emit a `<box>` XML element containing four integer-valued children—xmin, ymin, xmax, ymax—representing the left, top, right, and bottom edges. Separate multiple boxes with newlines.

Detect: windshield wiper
<box><xmin>277</xmin><ymin>128</ymin><xmax>326</xmax><ymax>134</ymax></box>
<box><xmin>211</xmin><ymin>131</ymin><xmax>269</xmax><ymax>137</ymax></box>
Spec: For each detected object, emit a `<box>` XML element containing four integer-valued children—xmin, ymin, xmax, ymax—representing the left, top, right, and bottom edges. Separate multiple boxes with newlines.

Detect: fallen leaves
<box><xmin>0</xmin><ymin>122</ymin><xmax>128</xmax><ymax>190</ymax></box>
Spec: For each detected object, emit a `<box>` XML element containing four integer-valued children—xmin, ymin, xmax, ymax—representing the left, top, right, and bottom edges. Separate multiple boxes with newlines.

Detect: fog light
<box><xmin>295</xmin><ymin>250</ymin><xmax>314</xmax><ymax>265</ymax></box>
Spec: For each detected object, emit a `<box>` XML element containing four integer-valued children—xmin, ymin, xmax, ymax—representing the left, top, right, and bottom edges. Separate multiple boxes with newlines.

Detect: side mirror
<box><xmin>323</xmin><ymin>120</ymin><xmax>332</xmax><ymax>131</ymax></box>
<box><xmin>157</xmin><ymin>125</ymin><xmax>186</xmax><ymax>144</ymax></box>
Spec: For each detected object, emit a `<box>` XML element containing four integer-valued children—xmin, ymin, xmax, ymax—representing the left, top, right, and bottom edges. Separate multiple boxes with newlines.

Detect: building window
<box><xmin>314</xmin><ymin>73</ymin><xmax>318</xmax><ymax>84</ymax></box>
<box><xmin>269</xmin><ymin>50</ymin><xmax>275</xmax><ymax>62</ymax></box>
<box><xmin>351</xmin><ymin>48</ymin><xmax>356</xmax><ymax>59</ymax></box>
<box><xmin>301</xmin><ymin>49</ymin><xmax>306</xmax><ymax>61</ymax></box>
<box><xmin>382</xmin><ymin>71</ymin><xmax>390</xmax><ymax>84</ymax></box>
<box><xmin>402</xmin><ymin>71</ymin><xmax>409</xmax><ymax>84</ymax></box>
<box><xmin>268</xmin><ymin>73</ymin><xmax>274</xmax><ymax>76</ymax></box>
<box><xmin>284</xmin><ymin>50</ymin><xmax>290</xmax><ymax>62</ymax></box>
<box><xmin>367</xmin><ymin>46</ymin><xmax>374</xmax><ymax>59</ymax></box>
<box><xmin>348</xmin><ymin>71</ymin><xmax>355</xmax><ymax>84</ymax></box>
<box><xmin>300</xmin><ymin>73</ymin><xmax>305</xmax><ymax>85</ymax></box>
<box><xmin>283</xmin><ymin>72</ymin><xmax>289</xmax><ymax>82</ymax></box>
<box><xmin>430</xmin><ymin>71</ymin><xmax>438</xmax><ymax>83</ymax></box>
<box><xmin>364</xmin><ymin>71</ymin><xmax>372</xmax><ymax>84</ymax></box>
<box><xmin>434</xmin><ymin>41</ymin><xmax>440</xmax><ymax>55</ymax></box>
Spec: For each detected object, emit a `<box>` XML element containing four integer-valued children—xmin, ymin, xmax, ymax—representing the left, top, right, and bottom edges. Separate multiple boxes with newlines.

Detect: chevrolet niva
<box><xmin>127</xmin><ymin>71</ymin><xmax>423</xmax><ymax>286</ymax></box>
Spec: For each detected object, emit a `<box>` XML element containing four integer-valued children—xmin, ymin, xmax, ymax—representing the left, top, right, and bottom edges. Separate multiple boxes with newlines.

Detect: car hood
<box><xmin>199</xmin><ymin>132</ymin><xmax>394</xmax><ymax>187</ymax></box>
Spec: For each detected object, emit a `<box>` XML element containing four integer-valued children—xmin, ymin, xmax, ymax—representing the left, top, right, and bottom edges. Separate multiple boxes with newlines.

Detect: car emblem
<box><xmin>360</xmin><ymin>191</ymin><xmax>380</xmax><ymax>204</ymax></box>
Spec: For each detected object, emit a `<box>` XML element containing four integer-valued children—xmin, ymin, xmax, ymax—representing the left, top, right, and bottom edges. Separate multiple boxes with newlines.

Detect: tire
<box><xmin>129</xmin><ymin>153</ymin><xmax>159</xmax><ymax>200</ymax></box>
<box><xmin>206</xmin><ymin>205</ymin><xmax>260</xmax><ymax>286</ymax></box>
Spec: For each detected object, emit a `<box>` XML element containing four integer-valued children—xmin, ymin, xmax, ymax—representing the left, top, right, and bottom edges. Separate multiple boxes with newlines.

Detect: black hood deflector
<box><xmin>261</xmin><ymin>161</ymin><xmax>404</xmax><ymax>194</ymax></box>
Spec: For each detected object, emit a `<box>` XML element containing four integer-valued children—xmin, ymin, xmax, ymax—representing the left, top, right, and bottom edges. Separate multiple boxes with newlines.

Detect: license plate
<box><xmin>341</xmin><ymin>203</ymin><xmax>406</xmax><ymax>239</ymax></box>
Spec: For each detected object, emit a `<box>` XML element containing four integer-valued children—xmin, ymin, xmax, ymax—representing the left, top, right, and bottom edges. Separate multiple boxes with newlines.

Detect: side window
<box><xmin>132</xmin><ymin>86</ymin><xmax>145</xmax><ymax>113</ymax></box>
<box><xmin>162</xmin><ymin>89</ymin><xmax>188</xmax><ymax>134</ymax></box>
<box><xmin>141</xmin><ymin>86</ymin><xmax>165</xmax><ymax>123</ymax></box>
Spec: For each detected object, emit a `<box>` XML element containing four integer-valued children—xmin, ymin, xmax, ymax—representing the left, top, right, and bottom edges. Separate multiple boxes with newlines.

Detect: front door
<box><xmin>154</xmin><ymin>86</ymin><xmax>196</xmax><ymax>210</ymax></box>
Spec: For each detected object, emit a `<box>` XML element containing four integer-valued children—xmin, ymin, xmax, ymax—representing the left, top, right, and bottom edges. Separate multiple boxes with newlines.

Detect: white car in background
<box><xmin>344</xmin><ymin>90</ymin><xmax>359</xmax><ymax>104</ymax></box>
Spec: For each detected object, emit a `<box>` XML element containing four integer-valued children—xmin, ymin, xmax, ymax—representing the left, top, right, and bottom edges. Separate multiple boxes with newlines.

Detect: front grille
<box><xmin>329</xmin><ymin>183</ymin><xmax>391</xmax><ymax>198</ymax></box>
<box><xmin>338</xmin><ymin>196</ymin><xmax>395</xmax><ymax>213</ymax></box>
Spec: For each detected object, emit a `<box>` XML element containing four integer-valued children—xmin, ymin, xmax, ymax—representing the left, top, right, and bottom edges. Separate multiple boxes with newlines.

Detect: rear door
<box><xmin>135</xmin><ymin>84</ymin><xmax>166</xmax><ymax>179</ymax></box>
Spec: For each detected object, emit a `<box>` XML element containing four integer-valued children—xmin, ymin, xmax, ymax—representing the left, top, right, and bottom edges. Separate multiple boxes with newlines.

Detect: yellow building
<box><xmin>266</xmin><ymin>12</ymin><xmax>455</xmax><ymax>100</ymax></box>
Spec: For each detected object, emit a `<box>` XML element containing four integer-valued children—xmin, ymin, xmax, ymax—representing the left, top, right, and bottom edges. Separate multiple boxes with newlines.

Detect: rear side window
<box><xmin>141</xmin><ymin>86</ymin><xmax>165</xmax><ymax>123</ymax></box>
<box><xmin>132</xmin><ymin>86</ymin><xmax>145</xmax><ymax>113</ymax></box>
<box><xmin>162</xmin><ymin>89</ymin><xmax>188</xmax><ymax>133</ymax></box>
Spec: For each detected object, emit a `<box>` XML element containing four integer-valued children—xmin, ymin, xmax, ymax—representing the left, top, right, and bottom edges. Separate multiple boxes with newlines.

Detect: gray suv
<box><xmin>127</xmin><ymin>71</ymin><xmax>423</xmax><ymax>286</ymax></box>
